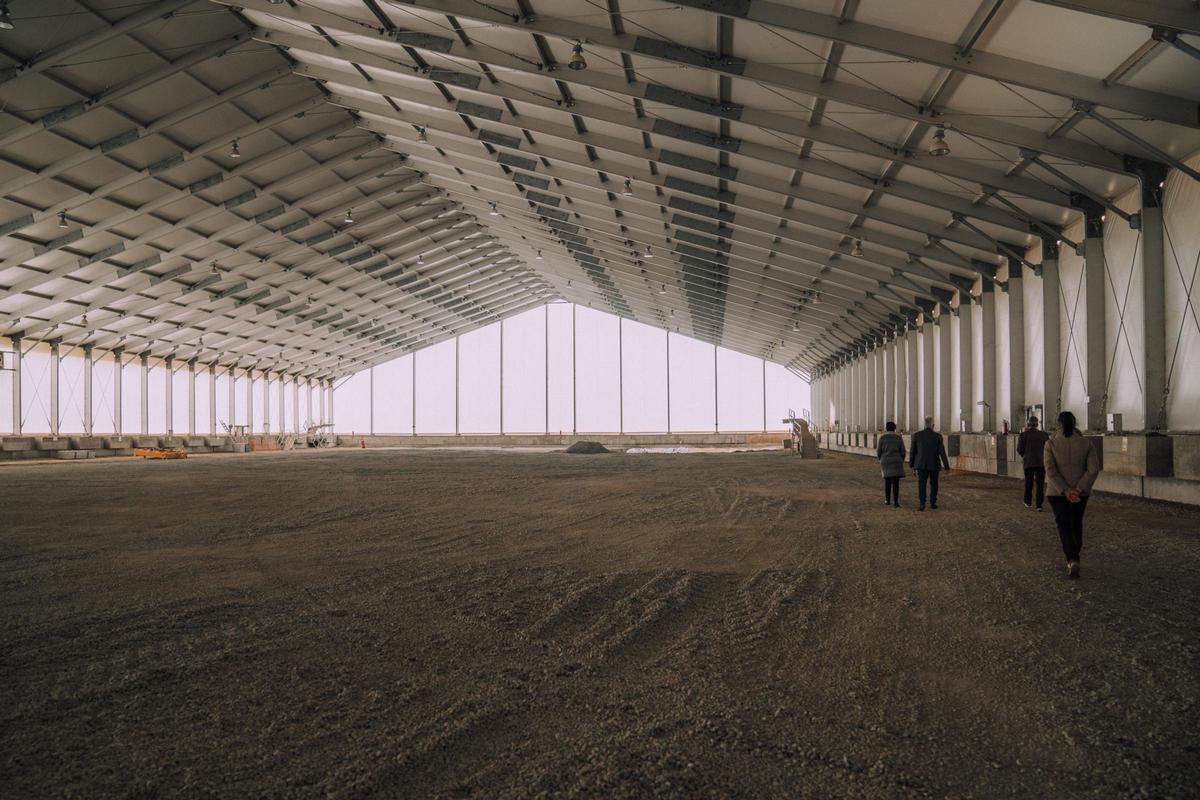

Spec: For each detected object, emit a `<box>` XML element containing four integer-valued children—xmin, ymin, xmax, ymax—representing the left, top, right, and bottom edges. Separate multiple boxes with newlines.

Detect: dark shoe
<box><xmin>930</xmin><ymin>503</ymin><xmax>938</xmax><ymax>510</ymax></box>
<box><xmin>1036</xmin><ymin>506</ymin><xmax>1044</xmax><ymax>513</ymax></box>
<box><xmin>1024</xmin><ymin>502</ymin><xmax>1031</xmax><ymax>509</ymax></box>
<box><xmin>1070</xmin><ymin>563</ymin><xmax>1080</xmax><ymax>580</ymax></box>
<box><xmin>918</xmin><ymin>505</ymin><xmax>925</xmax><ymax>512</ymax></box>
<box><xmin>893</xmin><ymin>503</ymin><xmax>900</xmax><ymax>508</ymax></box>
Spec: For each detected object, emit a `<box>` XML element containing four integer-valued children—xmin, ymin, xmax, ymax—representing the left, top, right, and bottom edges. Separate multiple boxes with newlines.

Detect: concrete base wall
<box><xmin>337</xmin><ymin>432</ymin><xmax>789</xmax><ymax>448</ymax></box>
<box><xmin>0</xmin><ymin>435</ymin><xmax>236</xmax><ymax>461</ymax></box>
<box><xmin>820</xmin><ymin>431</ymin><xmax>1200</xmax><ymax>506</ymax></box>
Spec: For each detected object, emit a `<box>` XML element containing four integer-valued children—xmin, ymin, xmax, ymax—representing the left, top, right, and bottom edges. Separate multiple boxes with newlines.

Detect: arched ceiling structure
<box><xmin>1</xmin><ymin>0</ymin><xmax>1198</xmax><ymax>382</ymax></box>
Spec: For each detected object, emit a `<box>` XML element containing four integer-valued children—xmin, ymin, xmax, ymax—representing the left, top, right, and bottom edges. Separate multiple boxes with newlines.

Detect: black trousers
<box><xmin>1048</xmin><ymin>496</ymin><xmax>1089</xmax><ymax>562</ymax></box>
<box><xmin>884</xmin><ymin>476</ymin><xmax>900</xmax><ymax>504</ymax></box>
<box><xmin>917</xmin><ymin>469</ymin><xmax>940</xmax><ymax>507</ymax></box>
<box><xmin>1024</xmin><ymin>467</ymin><xmax>1046</xmax><ymax>507</ymax></box>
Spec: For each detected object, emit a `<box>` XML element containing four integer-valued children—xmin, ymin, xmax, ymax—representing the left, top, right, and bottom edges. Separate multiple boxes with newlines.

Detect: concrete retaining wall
<box><xmin>0</xmin><ymin>435</ymin><xmax>236</xmax><ymax>461</ymax></box>
<box><xmin>820</xmin><ymin>431</ymin><xmax>1200</xmax><ymax>506</ymax></box>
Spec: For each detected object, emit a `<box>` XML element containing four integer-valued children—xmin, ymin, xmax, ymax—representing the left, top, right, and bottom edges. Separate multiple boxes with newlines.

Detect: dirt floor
<box><xmin>2</xmin><ymin>448</ymin><xmax>1199</xmax><ymax>799</ymax></box>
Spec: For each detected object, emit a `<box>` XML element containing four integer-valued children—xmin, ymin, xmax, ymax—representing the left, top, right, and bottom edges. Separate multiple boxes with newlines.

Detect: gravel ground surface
<box><xmin>2</xmin><ymin>448</ymin><xmax>1199</xmax><ymax>798</ymax></box>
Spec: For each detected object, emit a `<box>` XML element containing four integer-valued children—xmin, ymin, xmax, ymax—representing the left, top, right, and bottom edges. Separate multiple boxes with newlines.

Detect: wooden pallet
<box><xmin>132</xmin><ymin>448</ymin><xmax>188</xmax><ymax>460</ymax></box>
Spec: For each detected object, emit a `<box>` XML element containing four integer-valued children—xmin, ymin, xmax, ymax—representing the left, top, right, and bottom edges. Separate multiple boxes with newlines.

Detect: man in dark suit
<box><xmin>1016</xmin><ymin>415</ymin><xmax>1050</xmax><ymax>512</ymax></box>
<box><xmin>909</xmin><ymin>416</ymin><xmax>951</xmax><ymax>511</ymax></box>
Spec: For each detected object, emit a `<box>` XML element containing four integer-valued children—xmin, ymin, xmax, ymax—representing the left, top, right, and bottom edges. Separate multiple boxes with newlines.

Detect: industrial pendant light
<box><xmin>343</xmin><ymin>209</ymin><xmax>354</xmax><ymax>224</ymax></box>
<box><xmin>416</xmin><ymin>127</ymin><xmax>428</xmax><ymax>143</ymax></box>
<box><xmin>568</xmin><ymin>43</ymin><xmax>587</xmax><ymax>71</ymax></box>
<box><xmin>417</xmin><ymin>253</ymin><xmax>424</xmax><ymax>264</ymax></box>
<box><xmin>489</xmin><ymin>202</ymin><xmax>500</xmax><ymax>216</ymax></box>
<box><xmin>622</xmin><ymin>178</ymin><xmax>633</xmax><ymax>196</ymax></box>
<box><xmin>644</xmin><ymin>244</ymin><xmax>654</xmax><ymax>258</ymax></box>
<box><xmin>658</xmin><ymin>283</ymin><xmax>667</xmax><ymax>294</ymax></box>
<box><xmin>230</xmin><ymin>139</ymin><xmax>241</xmax><ymax>159</ymax></box>
<box><xmin>929</xmin><ymin>125</ymin><xmax>951</xmax><ymax>157</ymax></box>
<box><xmin>58</xmin><ymin>211</ymin><xmax>69</xmax><ymax>229</ymax></box>
<box><xmin>851</xmin><ymin>239</ymin><xmax>864</xmax><ymax>257</ymax></box>
<box><xmin>0</xmin><ymin>3</ymin><xmax>14</xmax><ymax>30</ymax></box>
<box><xmin>536</xmin><ymin>250</ymin><xmax>544</xmax><ymax>260</ymax></box>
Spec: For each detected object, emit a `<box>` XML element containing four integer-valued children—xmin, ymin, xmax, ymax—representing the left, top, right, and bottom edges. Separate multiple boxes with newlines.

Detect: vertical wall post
<box><xmin>937</xmin><ymin>316</ymin><xmax>952</xmax><ymax>433</ymax></box>
<box><xmin>1007</xmin><ymin>257</ymin><xmax>1026</xmax><ymax>430</ymax></box>
<box><xmin>113</xmin><ymin>348</ymin><xmax>123</xmax><ymax>436</ymax></box>
<box><xmin>228</xmin><ymin>365</ymin><xmax>237</xmax><ymax>430</ymax></box>
<box><xmin>499</xmin><ymin>319</ymin><xmax>505</xmax><ymax>435</ymax></box>
<box><xmin>83</xmin><ymin>345</ymin><xmax>94</xmax><ymax>436</ymax></box>
<box><xmin>10</xmin><ymin>336</ymin><xmax>21</xmax><ymax>435</ymax></box>
<box><xmin>1040</xmin><ymin>237</ymin><xmax>1062</xmax><ymax>424</ymax></box>
<box><xmin>293</xmin><ymin>377</ymin><xmax>299</xmax><ymax>433</ymax></box>
<box><xmin>188</xmin><ymin>360</ymin><xmax>197</xmax><ymax>436</ymax></box>
<box><xmin>571</xmin><ymin>303</ymin><xmax>577</xmax><ymax>434</ymax></box>
<box><xmin>957</xmin><ymin>291</ymin><xmax>974</xmax><ymax>431</ymax></box>
<box><xmin>544</xmin><ymin>305</ymin><xmax>549</xmax><ymax>435</ymax></box>
<box><xmin>263</xmin><ymin>372</ymin><xmax>271</xmax><ymax>433</ymax></box>
<box><xmin>454</xmin><ymin>336</ymin><xmax>459</xmax><ymax>436</ymax></box>
<box><xmin>1080</xmin><ymin>201</ymin><xmax>1107</xmax><ymax>431</ymax></box>
<box><xmin>247</xmin><ymin>368</ymin><xmax>254</xmax><ymax>435</ymax></box>
<box><xmin>411</xmin><ymin>350</ymin><xmax>417</xmax><ymax>434</ymax></box>
<box><xmin>761</xmin><ymin>358</ymin><xmax>767</xmax><ymax>433</ymax></box>
<box><xmin>884</xmin><ymin>339</ymin><xmax>896</xmax><ymax>426</ymax></box>
<box><xmin>922</xmin><ymin>321</ymin><xmax>935</xmax><ymax>425</ymax></box>
<box><xmin>713</xmin><ymin>343</ymin><xmax>719</xmax><ymax>434</ymax></box>
<box><xmin>326</xmin><ymin>378</ymin><xmax>334</xmax><ymax>430</ymax></box>
<box><xmin>369</xmin><ymin>367</ymin><xmax>375</xmax><ymax>436</ymax></box>
<box><xmin>307</xmin><ymin>377</ymin><xmax>313</xmax><ymax>430</ymax></box>
<box><xmin>906</xmin><ymin>330</ymin><xmax>920</xmax><ymax>431</ymax></box>
<box><xmin>164</xmin><ymin>355</ymin><xmax>173</xmax><ymax>435</ymax></box>
<box><xmin>278</xmin><ymin>370</ymin><xmax>285</xmax><ymax>432</ymax></box>
<box><xmin>876</xmin><ymin>344</ymin><xmax>886</xmax><ymax>430</ymax></box>
<box><xmin>140</xmin><ymin>353</ymin><xmax>149</xmax><ymax>435</ymax></box>
<box><xmin>864</xmin><ymin>349</ymin><xmax>874</xmax><ymax>432</ymax></box>
<box><xmin>894</xmin><ymin>333</ymin><xmax>906</xmax><ymax>430</ymax></box>
<box><xmin>618</xmin><ymin>316</ymin><xmax>624</xmax><ymax>435</ymax></box>
<box><xmin>208</xmin><ymin>363</ymin><xmax>217</xmax><ymax>435</ymax></box>
<box><xmin>49</xmin><ymin>340</ymin><xmax>60</xmax><ymax>437</ymax></box>
<box><xmin>981</xmin><ymin>277</ymin><xmax>997</xmax><ymax>432</ymax></box>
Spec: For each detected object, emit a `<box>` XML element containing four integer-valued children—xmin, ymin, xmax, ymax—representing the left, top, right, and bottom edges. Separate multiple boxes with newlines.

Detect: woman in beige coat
<box><xmin>1044</xmin><ymin>411</ymin><xmax>1101</xmax><ymax>579</ymax></box>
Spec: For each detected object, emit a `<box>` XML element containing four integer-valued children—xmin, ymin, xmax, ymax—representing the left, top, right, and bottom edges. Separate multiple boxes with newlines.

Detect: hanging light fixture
<box><xmin>230</xmin><ymin>139</ymin><xmax>241</xmax><ymax>159</ymax></box>
<box><xmin>489</xmin><ymin>202</ymin><xmax>500</xmax><ymax>216</ymax></box>
<box><xmin>416</xmin><ymin>127</ymin><xmax>428</xmax><ymax>143</ymax></box>
<box><xmin>622</xmin><ymin>178</ymin><xmax>633</xmax><ymax>196</ymax></box>
<box><xmin>344</xmin><ymin>209</ymin><xmax>354</xmax><ymax>224</ymax></box>
<box><xmin>852</xmin><ymin>239</ymin><xmax>864</xmax><ymax>257</ymax></box>
<box><xmin>568</xmin><ymin>42</ymin><xmax>587</xmax><ymax>71</ymax></box>
<box><xmin>57</xmin><ymin>211</ymin><xmax>69</xmax><ymax>229</ymax></box>
<box><xmin>211</xmin><ymin>263</ymin><xmax>220</xmax><ymax>275</ymax></box>
<box><xmin>644</xmin><ymin>245</ymin><xmax>654</xmax><ymax>258</ymax></box>
<box><xmin>0</xmin><ymin>3</ymin><xmax>14</xmax><ymax>30</ymax></box>
<box><xmin>658</xmin><ymin>283</ymin><xmax>668</xmax><ymax>294</ymax></box>
<box><xmin>536</xmin><ymin>250</ymin><xmax>544</xmax><ymax>260</ymax></box>
<box><xmin>417</xmin><ymin>253</ymin><xmax>424</xmax><ymax>264</ymax></box>
<box><xmin>928</xmin><ymin>124</ymin><xmax>950</xmax><ymax>157</ymax></box>
<box><xmin>792</xmin><ymin>320</ymin><xmax>800</xmax><ymax>331</ymax></box>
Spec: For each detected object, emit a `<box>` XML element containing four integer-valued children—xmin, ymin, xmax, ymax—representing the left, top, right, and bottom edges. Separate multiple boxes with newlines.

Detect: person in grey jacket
<box><xmin>1044</xmin><ymin>410</ymin><xmax>1101</xmax><ymax>579</ymax></box>
<box><xmin>876</xmin><ymin>421</ymin><xmax>906</xmax><ymax>507</ymax></box>
<box><xmin>909</xmin><ymin>416</ymin><xmax>950</xmax><ymax>511</ymax></box>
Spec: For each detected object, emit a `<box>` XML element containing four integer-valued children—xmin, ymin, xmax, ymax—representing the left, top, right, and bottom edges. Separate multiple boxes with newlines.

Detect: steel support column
<box><xmin>83</xmin><ymin>345</ymin><xmax>94</xmax><ymax>436</ymax></box>
<box><xmin>1137</xmin><ymin>166</ymin><xmax>1170</xmax><ymax>429</ymax></box>
<box><xmin>884</xmin><ymin>340</ymin><xmax>896</xmax><ymax>427</ymax></box>
<box><xmin>49</xmin><ymin>341</ymin><xmax>60</xmax><ymax>438</ymax></box>
<box><xmin>1082</xmin><ymin>208</ymin><xmax>1107</xmax><ymax>431</ymax></box>
<box><xmin>113</xmin><ymin>349</ymin><xmax>123</xmax><ymax>436</ymax></box>
<box><xmin>958</xmin><ymin>293</ymin><xmax>974</xmax><ymax>431</ymax></box>
<box><xmin>1007</xmin><ymin>259</ymin><xmax>1026</xmax><ymax>430</ymax></box>
<box><xmin>922</xmin><ymin>321</ymin><xmax>935</xmax><ymax>424</ymax></box>
<box><xmin>247</xmin><ymin>369</ymin><xmax>254</xmax><ymax>435</ymax></box>
<box><xmin>188</xmin><ymin>361</ymin><xmax>197</xmax><ymax>436</ymax></box>
<box><xmin>11</xmin><ymin>337</ymin><xmax>22</xmax><ymax>436</ymax></box>
<box><xmin>937</xmin><ymin>317</ymin><xmax>952</xmax><ymax>432</ymax></box>
<box><xmin>228</xmin><ymin>366</ymin><xmax>237</xmax><ymax>430</ymax></box>
<box><xmin>906</xmin><ymin>331</ymin><xmax>920</xmax><ymax>431</ymax></box>
<box><xmin>1040</xmin><ymin>239</ymin><xmax>1062</xmax><ymax>423</ymax></box>
<box><xmin>278</xmin><ymin>370</ymin><xmax>286</xmax><ymax>432</ymax></box>
<box><xmin>164</xmin><ymin>356</ymin><xmax>174</xmax><ymax>435</ymax></box>
<box><xmin>263</xmin><ymin>372</ymin><xmax>271</xmax><ymax>433</ymax></box>
<box><xmin>981</xmin><ymin>278</ymin><xmax>997</xmax><ymax>432</ymax></box>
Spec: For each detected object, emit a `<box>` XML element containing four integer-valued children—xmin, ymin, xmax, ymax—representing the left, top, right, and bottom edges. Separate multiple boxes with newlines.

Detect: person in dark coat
<box><xmin>1016</xmin><ymin>415</ymin><xmax>1050</xmax><ymax>511</ymax></box>
<box><xmin>909</xmin><ymin>416</ymin><xmax>950</xmax><ymax>511</ymax></box>
<box><xmin>1045</xmin><ymin>410</ymin><xmax>1101</xmax><ymax>579</ymax></box>
<box><xmin>876</xmin><ymin>421</ymin><xmax>906</xmax><ymax>507</ymax></box>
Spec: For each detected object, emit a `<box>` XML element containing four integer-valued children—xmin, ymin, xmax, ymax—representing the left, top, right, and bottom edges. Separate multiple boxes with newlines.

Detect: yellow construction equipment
<box><xmin>132</xmin><ymin>448</ymin><xmax>187</xmax><ymax>460</ymax></box>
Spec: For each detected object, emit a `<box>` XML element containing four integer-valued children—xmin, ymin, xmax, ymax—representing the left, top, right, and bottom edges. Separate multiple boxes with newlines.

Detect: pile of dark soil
<box><xmin>564</xmin><ymin>440</ymin><xmax>610</xmax><ymax>454</ymax></box>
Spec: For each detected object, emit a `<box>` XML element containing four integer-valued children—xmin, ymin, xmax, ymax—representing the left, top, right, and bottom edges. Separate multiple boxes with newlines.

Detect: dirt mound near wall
<box><xmin>564</xmin><ymin>440</ymin><xmax>611</xmax><ymax>454</ymax></box>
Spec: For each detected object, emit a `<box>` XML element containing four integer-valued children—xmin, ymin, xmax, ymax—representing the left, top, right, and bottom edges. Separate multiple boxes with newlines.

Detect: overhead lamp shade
<box><xmin>0</xmin><ymin>4</ymin><xmax>13</xmax><ymax>30</ymax></box>
<box><xmin>568</xmin><ymin>43</ymin><xmax>587</xmax><ymax>71</ymax></box>
<box><xmin>929</xmin><ymin>127</ymin><xmax>951</xmax><ymax>157</ymax></box>
<box><xmin>852</xmin><ymin>239</ymin><xmax>864</xmax><ymax>257</ymax></box>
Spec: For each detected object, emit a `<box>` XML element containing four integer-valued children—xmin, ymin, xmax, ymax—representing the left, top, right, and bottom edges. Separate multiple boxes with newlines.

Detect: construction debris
<box><xmin>564</xmin><ymin>440</ymin><xmax>610</xmax><ymax>454</ymax></box>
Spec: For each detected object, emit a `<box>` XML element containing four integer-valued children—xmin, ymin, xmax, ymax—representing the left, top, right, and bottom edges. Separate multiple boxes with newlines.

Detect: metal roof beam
<box><xmin>1030</xmin><ymin>0</ymin><xmax>1200</xmax><ymax>35</ymax></box>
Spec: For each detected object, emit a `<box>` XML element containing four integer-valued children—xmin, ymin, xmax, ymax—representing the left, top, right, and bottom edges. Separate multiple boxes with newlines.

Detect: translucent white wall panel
<box><xmin>1164</xmin><ymin>165</ymin><xmax>1200</xmax><ymax>429</ymax></box>
<box><xmin>668</xmin><ymin>333</ymin><xmax>715</xmax><ymax>432</ymax></box>
<box><xmin>415</xmin><ymin>338</ymin><xmax>455</xmax><ymax>433</ymax></box>
<box><xmin>996</xmin><ymin>291</ymin><xmax>1011</xmax><ymax>427</ymax></box>
<box><xmin>717</xmin><ymin>346</ymin><xmax>764</xmax><ymax>432</ymax></box>
<box><xmin>59</xmin><ymin>351</ymin><xmax>85</xmax><ymax>434</ymax></box>
<box><xmin>373</xmin><ymin>353</ymin><xmax>413</xmax><ymax>433</ymax></box>
<box><xmin>950</xmin><ymin>319</ymin><xmax>962</xmax><ymax>431</ymax></box>
<box><xmin>283</xmin><ymin>379</ymin><xmax>294</xmax><ymax>433</ymax></box>
<box><xmin>971</xmin><ymin>303</ymin><xmax>985</xmax><ymax>430</ymax></box>
<box><xmin>172</xmin><ymin>368</ymin><xmax>189</xmax><ymax>434</ymax></box>
<box><xmin>1059</xmin><ymin>226</ymin><xmax>1089</xmax><ymax>424</ymax></box>
<box><xmin>501</xmin><ymin>306</ymin><xmax>547</xmax><ymax>433</ymax></box>
<box><xmin>334</xmin><ymin>369</ymin><xmax>371</xmax><ymax>434</ymax></box>
<box><xmin>621</xmin><ymin>320</ymin><xmax>667</xmax><ymax>433</ymax></box>
<box><xmin>92</xmin><ymin>354</ymin><xmax>116</xmax><ymax>434</ymax></box>
<box><xmin>1104</xmin><ymin>205</ymin><xmax>1146</xmax><ymax>430</ymax></box>
<box><xmin>0</xmin><ymin>337</ymin><xmax>11</xmax><ymax>434</ymax></box>
<box><xmin>121</xmin><ymin>358</ymin><xmax>139</xmax><ymax>435</ymax></box>
<box><xmin>546</xmin><ymin>303</ymin><xmax>575</xmax><ymax>433</ymax></box>
<box><xmin>147</xmin><ymin>363</ymin><xmax>167</xmax><ymax>433</ymax></box>
<box><xmin>215</xmin><ymin>372</ymin><xmax>231</xmax><ymax>431</ymax></box>
<box><xmin>234</xmin><ymin>374</ymin><xmax>248</xmax><ymax>431</ymax></box>
<box><xmin>765</xmin><ymin>363</ymin><xmax>811</xmax><ymax>431</ymax></box>
<box><xmin>574</xmin><ymin>306</ymin><xmax>620</xmax><ymax>432</ymax></box>
<box><xmin>195</xmin><ymin>370</ymin><xmax>211</xmax><ymax>436</ymax></box>
<box><xmin>21</xmin><ymin>344</ymin><xmax>51</xmax><ymax>434</ymax></box>
<box><xmin>459</xmin><ymin>326</ymin><xmax>500</xmax><ymax>433</ymax></box>
<box><xmin>268</xmin><ymin>378</ymin><xmax>282</xmax><ymax>433</ymax></box>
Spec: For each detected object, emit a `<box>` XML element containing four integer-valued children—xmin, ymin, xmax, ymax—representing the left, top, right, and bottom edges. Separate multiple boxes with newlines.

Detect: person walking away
<box><xmin>1044</xmin><ymin>410</ymin><xmax>1100</xmax><ymax>579</ymax></box>
<box><xmin>1017</xmin><ymin>416</ymin><xmax>1050</xmax><ymax>511</ymax></box>
<box><xmin>876</xmin><ymin>421</ymin><xmax>906</xmax><ymax>508</ymax></box>
<box><xmin>909</xmin><ymin>416</ymin><xmax>950</xmax><ymax>511</ymax></box>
